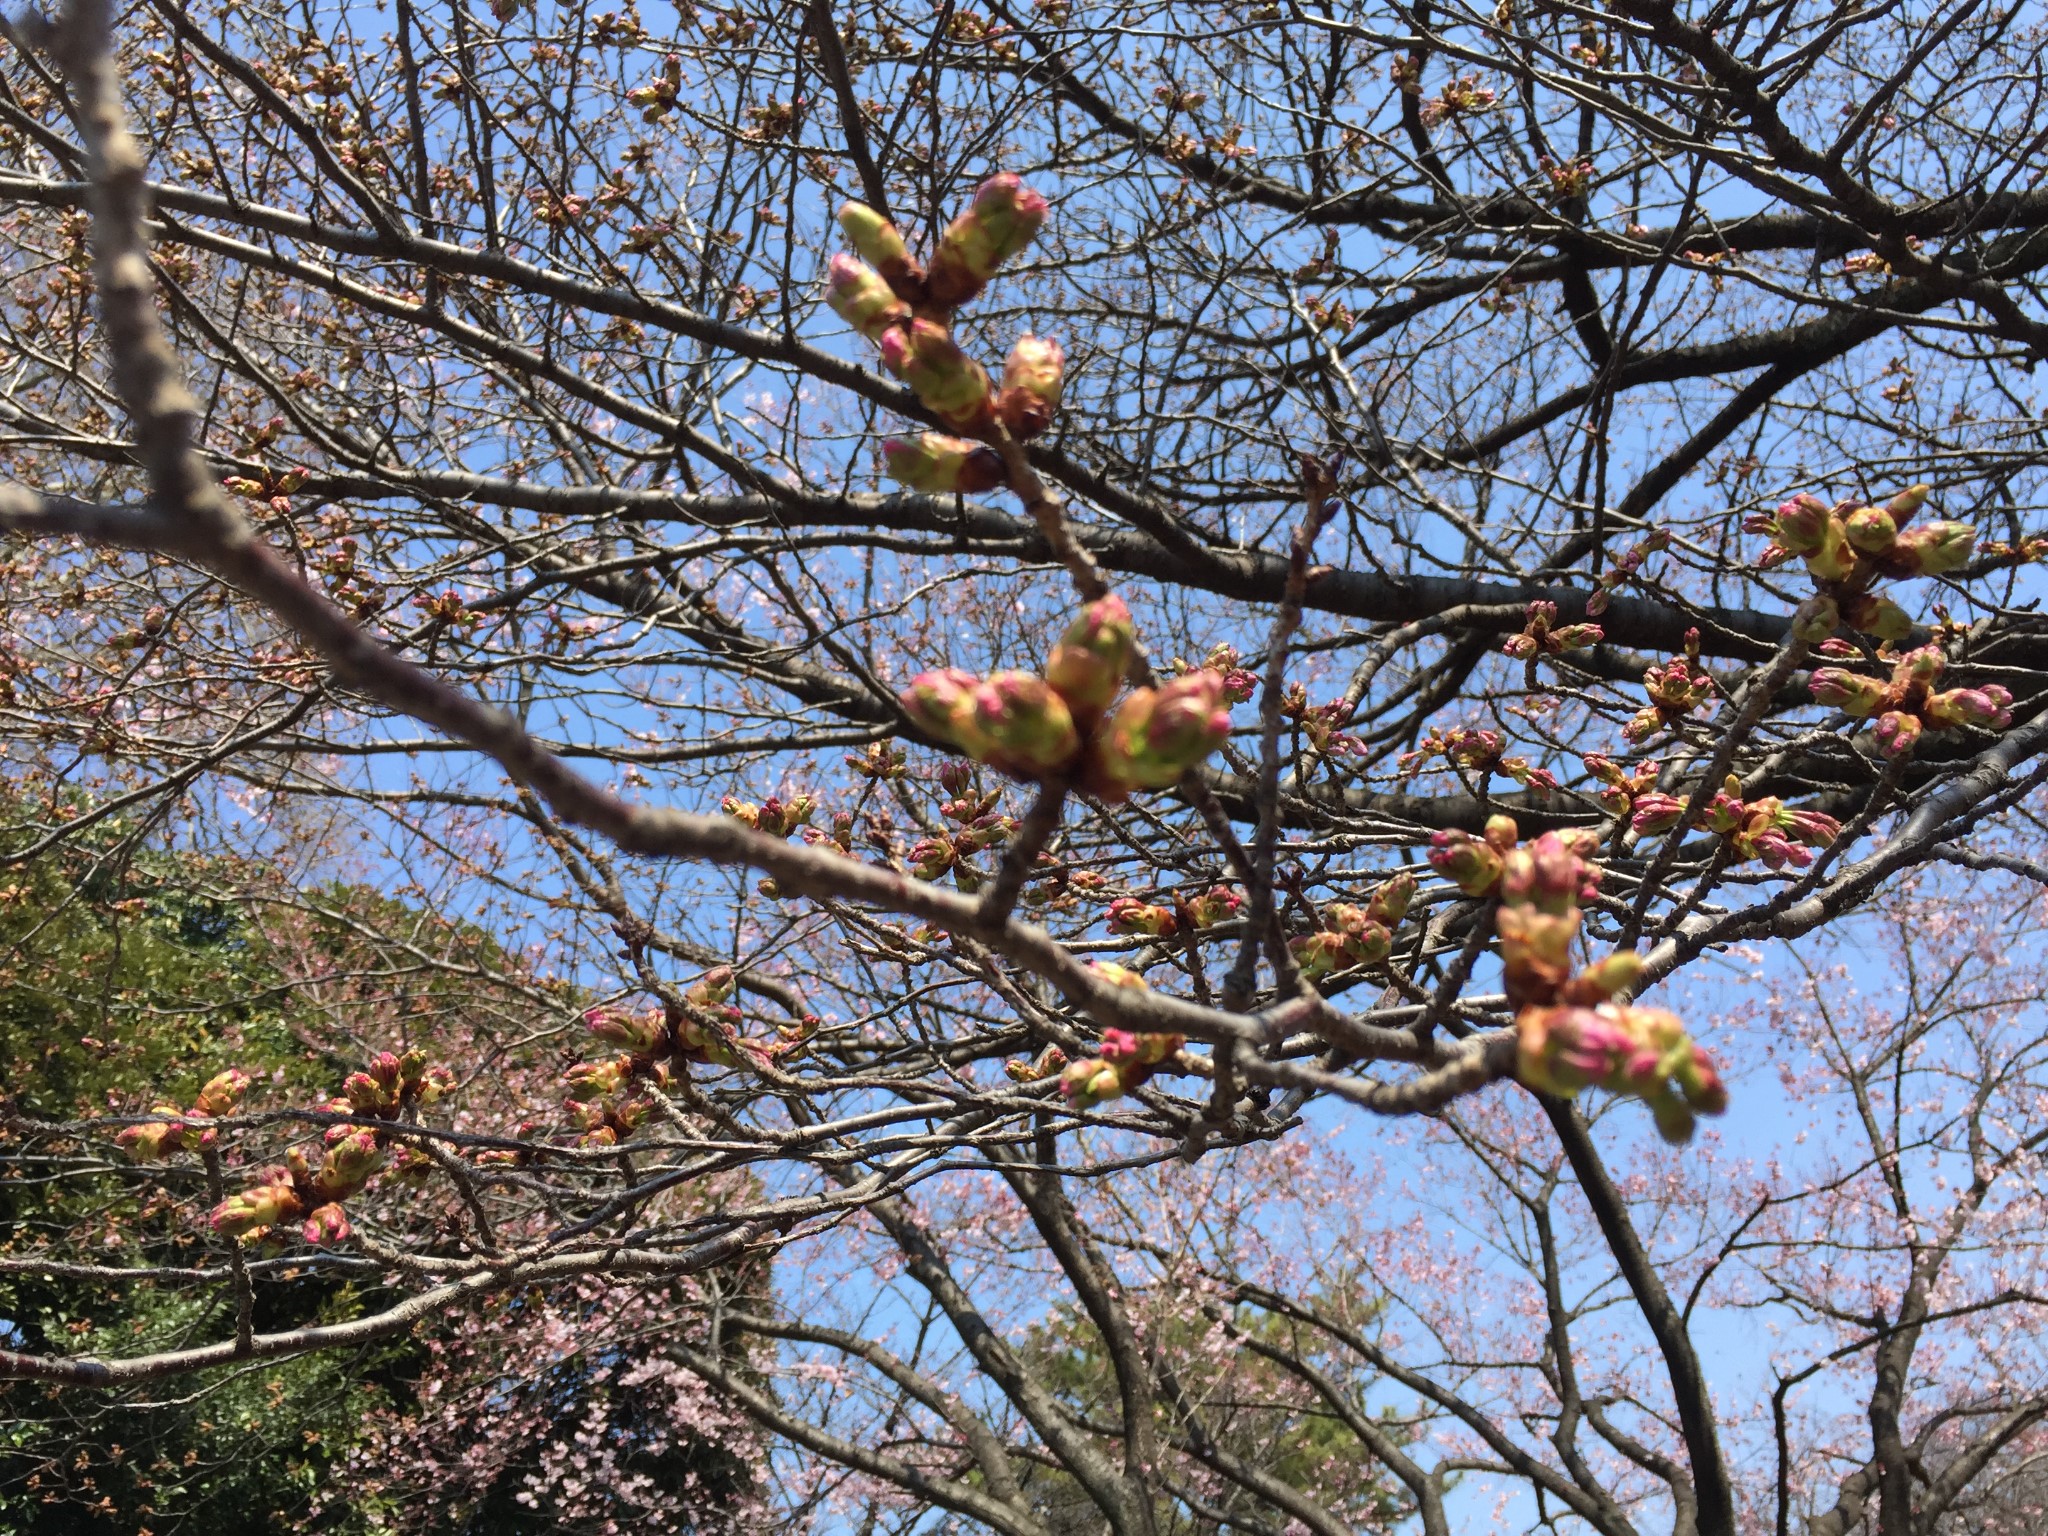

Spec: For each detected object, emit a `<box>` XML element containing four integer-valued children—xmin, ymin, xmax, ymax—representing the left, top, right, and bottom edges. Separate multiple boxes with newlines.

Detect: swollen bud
<box><xmin>1366</xmin><ymin>872</ymin><xmax>1417</xmax><ymax>926</ymax></box>
<box><xmin>879</xmin><ymin>319</ymin><xmax>994</xmax><ymax>430</ymax></box>
<box><xmin>1840</xmin><ymin>593</ymin><xmax>1913</xmax><ymax>641</ymax></box>
<box><xmin>1924</xmin><ymin>686</ymin><xmax>2013</xmax><ymax>730</ymax></box>
<box><xmin>996</xmin><ymin>335</ymin><xmax>1065</xmax><ymax>439</ymax></box>
<box><xmin>825</xmin><ymin>253</ymin><xmax>909</xmax><ymax>343</ymax></box>
<box><xmin>1044</xmin><ymin>594</ymin><xmax>1134</xmax><ymax>723</ymax></box>
<box><xmin>1427</xmin><ymin>829</ymin><xmax>1505</xmax><ymax>898</ymax></box>
<box><xmin>194</xmin><ymin>1070</ymin><xmax>251</xmax><ymax>1119</ymax></box>
<box><xmin>1889</xmin><ymin>521</ymin><xmax>1975</xmax><ymax>576</ymax></box>
<box><xmin>837</xmin><ymin>201</ymin><xmax>922</xmax><ymax>293</ymax></box>
<box><xmin>1091</xmin><ymin>672</ymin><xmax>1233</xmax><ymax>793</ymax></box>
<box><xmin>882</xmin><ymin>434</ymin><xmax>1007</xmax><ymax>494</ymax></box>
<box><xmin>926</xmin><ymin>173</ymin><xmax>1050</xmax><ymax>308</ymax></box>
<box><xmin>900</xmin><ymin>668</ymin><xmax>982</xmax><ymax>745</ymax></box>
<box><xmin>1791</xmin><ymin>596</ymin><xmax>1839</xmax><ymax>643</ymax></box>
<box><xmin>1809</xmin><ymin>667</ymin><xmax>1890</xmax><ymax>718</ymax></box>
<box><xmin>964</xmin><ymin>671</ymin><xmax>1082</xmax><ymax>778</ymax></box>
<box><xmin>584</xmin><ymin>1005</ymin><xmax>667</xmax><ymax>1057</ymax></box>
<box><xmin>1842</xmin><ymin>505</ymin><xmax>1897</xmax><ymax>555</ymax></box>
<box><xmin>1873</xmin><ymin>709</ymin><xmax>1923</xmax><ymax>759</ymax></box>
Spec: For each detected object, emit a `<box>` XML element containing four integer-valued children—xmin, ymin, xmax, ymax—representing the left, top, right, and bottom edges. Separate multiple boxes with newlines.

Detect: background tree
<box><xmin>0</xmin><ymin>0</ymin><xmax>2046</xmax><ymax>1531</ymax></box>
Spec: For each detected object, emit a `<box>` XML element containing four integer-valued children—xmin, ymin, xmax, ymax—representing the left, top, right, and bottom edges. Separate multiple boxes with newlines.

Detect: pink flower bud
<box><xmin>1769</xmin><ymin>494</ymin><xmax>1832</xmax><ymax>555</ymax></box>
<box><xmin>1097</xmin><ymin>1029</ymin><xmax>1182</xmax><ymax>1090</ymax></box>
<box><xmin>881</xmin><ymin>434</ymin><xmax>1007</xmax><ymax>494</ymax></box>
<box><xmin>210</xmin><ymin>1173</ymin><xmax>305</xmax><ymax>1240</ymax></box>
<box><xmin>584</xmin><ymin>1005</ymin><xmax>668</xmax><ymax>1056</ymax></box>
<box><xmin>1515</xmin><ymin>1003</ymin><xmax>1725</xmax><ymax>1142</ymax></box>
<box><xmin>566</xmin><ymin>1055</ymin><xmax>633</xmax><ymax>1095</ymax></box>
<box><xmin>824</xmin><ymin>253</ymin><xmax>908</xmax><ymax>342</ymax></box>
<box><xmin>1889</xmin><ymin>520</ymin><xmax>1975</xmax><ymax>576</ymax></box>
<box><xmin>1498</xmin><ymin>905</ymin><xmax>1579</xmax><ymax>1006</ymax></box>
<box><xmin>878</xmin><ymin>319</ymin><xmax>993</xmax><ymax>430</ymax></box>
<box><xmin>688</xmin><ymin>967</ymin><xmax>737</xmax><ymax>1008</ymax></box>
<box><xmin>116</xmin><ymin>1113</ymin><xmax>186</xmax><ymax>1162</ymax></box>
<box><xmin>1044</xmin><ymin>593</ymin><xmax>1134</xmax><ymax>723</ymax></box>
<box><xmin>301</xmin><ymin>1203</ymin><xmax>353</xmax><ymax>1246</ymax></box>
<box><xmin>193</xmin><ymin>1069</ymin><xmax>251</xmax><ymax>1119</ymax></box>
<box><xmin>926</xmin><ymin>173</ymin><xmax>1049</xmax><ymax>308</ymax></box>
<box><xmin>1088</xmin><ymin>960</ymin><xmax>1152</xmax><ymax>991</ymax></box>
<box><xmin>1106</xmin><ymin>897</ymin><xmax>1178</xmax><ymax>937</ymax></box>
<box><xmin>1552</xmin><ymin>623</ymin><xmax>1604</xmax><ymax>651</ymax></box>
<box><xmin>1630</xmin><ymin>792</ymin><xmax>1686</xmax><ymax>836</ymax></box>
<box><xmin>1290</xmin><ymin>930</ymin><xmax>1350</xmax><ymax>981</ymax></box>
<box><xmin>1060</xmin><ymin>1056</ymin><xmax>1126</xmax><ymax>1110</ymax></box>
<box><xmin>1427</xmin><ymin>829</ymin><xmax>1505</xmax><ymax>898</ymax></box>
<box><xmin>963</xmin><ymin>671</ymin><xmax>1082</xmax><ymax>779</ymax></box>
<box><xmin>909</xmin><ymin>835</ymin><xmax>955</xmax><ymax>880</ymax></box>
<box><xmin>996</xmin><ymin>334</ymin><xmax>1065</xmax><ymax>439</ymax></box>
<box><xmin>899</xmin><ymin>668</ymin><xmax>982</xmax><ymax>746</ymax></box>
<box><xmin>1091</xmin><ymin>672</ymin><xmax>1233</xmax><ymax>793</ymax></box>
<box><xmin>1778</xmin><ymin>805</ymin><xmax>1843</xmax><ymax>847</ymax></box>
<box><xmin>1501</xmin><ymin>832</ymin><xmax>1594</xmax><ymax>915</ymax></box>
<box><xmin>1873</xmin><ymin>709</ymin><xmax>1923</xmax><ymax>759</ymax></box>
<box><xmin>343</xmin><ymin>1071</ymin><xmax>396</xmax><ymax>1115</ymax></box>
<box><xmin>1841</xmin><ymin>504</ymin><xmax>1897</xmax><ymax>555</ymax></box>
<box><xmin>1184</xmin><ymin>885</ymin><xmax>1242</xmax><ymax>927</ymax></box>
<box><xmin>1924</xmin><ymin>685</ymin><xmax>2013</xmax><ymax>730</ymax></box>
<box><xmin>315</xmin><ymin>1128</ymin><xmax>386</xmax><ymax>1203</ymax></box>
<box><xmin>1809</xmin><ymin>667</ymin><xmax>1890</xmax><ymax>718</ymax></box>
<box><xmin>1365</xmin><ymin>872</ymin><xmax>1417</xmax><ymax>926</ymax></box>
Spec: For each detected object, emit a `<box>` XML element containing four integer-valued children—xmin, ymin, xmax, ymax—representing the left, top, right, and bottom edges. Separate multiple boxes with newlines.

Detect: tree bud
<box><xmin>1498</xmin><ymin>904</ymin><xmax>1579</xmax><ymax>1006</ymax></box>
<box><xmin>1092</xmin><ymin>672</ymin><xmax>1233</xmax><ymax>792</ymax></box>
<box><xmin>825</xmin><ymin>253</ymin><xmax>909</xmax><ymax>342</ymax></box>
<box><xmin>1884</xmin><ymin>483</ymin><xmax>1932</xmax><ymax>525</ymax></box>
<box><xmin>878</xmin><ymin>319</ymin><xmax>994</xmax><ymax>430</ymax></box>
<box><xmin>1106</xmin><ymin>897</ymin><xmax>1177</xmax><ymax>937</ymax></box>
<box><xmin>1809</xmin><ymin>667</ymin><xmax>1890</xmax><ymax>717</ymax></box>
<box><xmin>301</xmin><ymin>1203</ymin><xmax>353</xmax><ymax>1246</ymax></box>
<box><xmin>926</xmin><ymin>173</ymin><xmax>1049</xmax><ymax>308</ymax></box>
<box><xmin>194</xmin><ymin>1069</ymin><xmax>251</xmax><ymax>1119</ymax></box>
<box><xmin>1428</xmin><ymin>829</ymin><xmax>1505</xmax><ymax>897</ymax></box>
<box><xmin>882</xmin><ymin>434</ymin><xmax>1007</xmax><ymax>494</ymax></box>
<box><xmin>315</xmin><ymin>1128</ymin><xmax>386</xmax><ymax>1203</ymax></box>
<box><xmin>1060</xmin><ymin>1057</ymin><xmax>1125</xmax><ymax>1110</ymax></box>
<box><xmin>1889</xmin><ymin>521</ymin><xmax>1975</xmax><ymax>576</ymax></box>
<box><xmin>1839</xmin><ymin>592</ymin><xmax>1913</xmax><ymax>640</ymax></box>
<box><xmin>1515</xmin><ymin>1002</ymin><xmax>1724</xmax><ymax>1143</ymax></box>
<box><xmin>964</xmin><ymin>671</ymin><xmax>1082</xmax><ymax>778</ymax></box>
<box><xmin>837</xmin><ymin>201</ymin><xmax>921</xmax><ymax>292</ymax></box>
<box><xmin>211</xmin><ymin>1173</ymin><xmax>304</xmax><ymax>1240</ymax></box>
<box><xmin>1184</xmin><ymin>885</ymin><xmax>1242</xmax><ymax>927</ymax></box>
<box><xmin>1366</xmin><ymin>872</ymin><xmax>1416</xmax><ymax>926</ymax></box>
<box><xmin>584</xmin><ymin>1005</ymin><xmax>667</xmax><ymax>1056</ymax></box>
<box><xmin>1841</xmin><ymin>505</ymin><xmax>1897</xmax><ymax>555</ymax></box>
<box><xmin>1802</xmin><ymin>514</ymin><xmax>1855</xmax><ymax>581</ymax></box>
<box><xmin>1873</xmin><ymin>709</ymin><xmax>1922</xmax><ymax>759</ymax></box>
<box><xmin>1044</xmin><ymin>593</ymin><xmax>1134</xmax><ymax>723</ymax></box>
<box><xmin>565</xmin><ymin>1054</ymin><xmax>633</xmax><ymax>1095</ymax></box>
<box><xmin>996</xmin><ymin>334</ymin><xmax>1065</xmax><ymax>439</ymax></box>
<box><xmin>1769</xmin><ymin>494</ymin><xmax>1831</xmax><ymax>555</ymax></box>
<box><xmin>900</xmin><ymin>668</ymin><xmax>982</xmax><ymax>745</ymax></box>
<box><xmin>1791</xmin><ymin>595</ymin><xmax>1839</xmax><ymax>642</ymax></box>
<box><xmin>1629</xmin><ymin>792</ymin><xmax>1686</xmax><ymax>836</ymax></box>
<box><xmin>1924</xmin><ymin>685</ymin><xmax>2013</xmax><ymax>730</ymax></box>
<box><xmin>117</xmin><ymin>1111</ymin><xmax>188</xmax><ymax>1161</ymax></box>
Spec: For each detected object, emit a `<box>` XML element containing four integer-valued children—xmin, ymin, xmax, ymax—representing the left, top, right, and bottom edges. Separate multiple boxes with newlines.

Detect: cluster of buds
<box><xmin>825</xmin><ymin>177</ymin><xmax>1060</xmax><ymax>494</ymax></box>
<box><xmin>1582</xmin><ymin>753</ymin><xmax>1661</xmax><ymax>816</ymax></box>
<box><xmin>116</xmin><ymin>1069</ymin><xmax>251</xmax><ymax>1161</ymax></box>
<box><xmin>1541</xmin><ymin>156</ymin><xmax>1596</xmax><ymax>204</ymax></box>
<box><xmin>1400</xmin><ymin>726</ymin><xmax>1558</xmax><ymax>793</ymax></box>
<box><xmin>1624</xmin><ymin>630</ymin><xmax>1716</xmax><ymax>743</ymax></box>
<box><xmin>1747</xmin><ymin>484</ymin><xmax>1975</xmax><ymax>643</ymax></box>
<box><xmin>209</xmin><ymin>1050</ymin><xmax>453</xmax><ymax>1245</ymax></box>
<box><xmin>907</xmin><ymin>808</ymin><xmax>1014</xmax><ymax>890</ymax></box>
<box><xmin>900</xmin><ymin>595</ymin><xmax>1235</xmax><ymax>800</ymax></box>
<box><xmin>1631</xmin><ymin>775</ymin><xmax>1841</xmax><ymax>870</ymax></box>
<box><xmin>624</xmin><ymin>53</ymin><xmax>682</xmax><ymax>120</ymax></box>
<box><xmin>722</xmin><ymin>793</ymin><xmax>816</xmax><ymax>837</ymax></box>
<box><xmin>1809</xmin><ymin>644</ymin><xmax>2013</xmax><ymax>759</ymax></box>
<box><xmin>846</xmin><ymin>742</ymin><xmax>908</xmax><ymax>780</ymax></box>
<box><xmin>1170</xmin><ymin>644</ymin><xmax>1260</xmax><ymax>705</ymax></box>
<box><xmin>1289</xmin><ymin>874</ymin><xmax>1415</xmax><ymax>982</ymax></box>
<box><xmin>1430</xmin><ymin>816</ymin><xmax>1602</xmax><ymax>903</ymax></box>
<box><xmin>1587</xmin><ymin>529</ymin><xmax>1669</xmax><ymax>616</ymax></box>
<box><xmin>1280</xmin><ymin>685</ymin><xmax>1364</xmax><ymax>759</ymax></box>
<box><xmin>221</xmin><ymin>465</ymin><xmax>310</xmax><ymax>517</ymax></box>
<box><xmin>1108</xmin><ymin>882</ymin><xmax>1244</xmax><ymax>940</ymax></box>
<box><xmin>1502</xmin><ymin>600</ymin><xmax>1603</xmax><ymax>660</ymax></box>
<box><xmin>1061</xmin><ymin>1016</ymin><xmax>1185</xmax><ymax>1111</ymax></box>
<box><xmin>1004</xmin><ymin>1044</ymin><xmax>1069</xmax><ymax>1084</ymax></box>
<box><xmin>1489</xmin><ymin>827</ymin><xmax>1727</xmax><ymax>1143</ymax></box>
<box><xmin>1419</xmin><ymin>73</ymin><xmax>1498</xmax><ymax>127</ymax></box>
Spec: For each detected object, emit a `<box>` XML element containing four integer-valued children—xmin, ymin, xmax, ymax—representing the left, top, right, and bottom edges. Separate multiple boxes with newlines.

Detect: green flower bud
<box><xmin>882</xmin><ymin>434</ymin><xmax>1007</xmax><ymax>494</ymax></box>
<box><xmin>1043</xmin><ymin>593</ymin><xmax>1134</xmax><ymax>723</ymax></box>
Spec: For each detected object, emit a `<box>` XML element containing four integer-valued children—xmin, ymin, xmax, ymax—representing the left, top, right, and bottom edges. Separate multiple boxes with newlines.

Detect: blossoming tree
<box><xmin>1</xmin><ymin>0</ymin><xmax>2046</xmax><ymax>1529</ymax></box>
